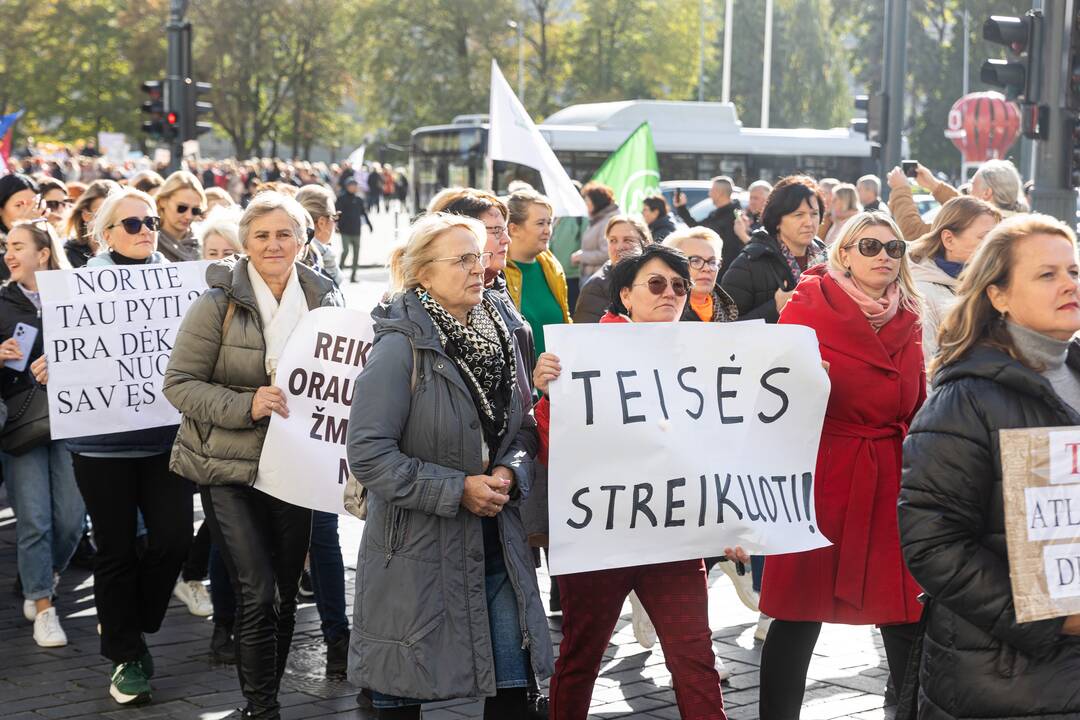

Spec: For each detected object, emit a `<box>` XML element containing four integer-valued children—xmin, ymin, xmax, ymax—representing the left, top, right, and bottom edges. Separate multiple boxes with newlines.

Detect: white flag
<box><xmin>488</xmin><ymin>60</ymin><xmax>587</xmax><ymax>218</ymax></box>
<box><xmin>347</xmin><ymin>145</ymin><xmax>365</xmax><ymax>167</ymax></box>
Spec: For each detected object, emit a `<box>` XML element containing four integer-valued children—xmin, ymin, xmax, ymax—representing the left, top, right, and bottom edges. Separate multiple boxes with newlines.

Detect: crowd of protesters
<box><xmin>3</xmin><ymin>144</ymin><xmax>1080</xmax><ymax>720</ymax></box>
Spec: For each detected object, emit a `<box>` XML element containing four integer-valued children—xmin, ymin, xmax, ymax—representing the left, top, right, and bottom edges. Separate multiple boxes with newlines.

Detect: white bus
<box><xmin>410</xmin><ymin>99</ymin><xmax>879</xmax><ymax>211</ymax></box>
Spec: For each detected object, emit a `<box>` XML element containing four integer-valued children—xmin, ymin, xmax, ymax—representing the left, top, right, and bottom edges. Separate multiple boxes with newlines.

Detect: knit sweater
<box><xmin>1007</xmin><ymin>320</ymin><xmax>1080</xmax><ymax>411</ymax></box>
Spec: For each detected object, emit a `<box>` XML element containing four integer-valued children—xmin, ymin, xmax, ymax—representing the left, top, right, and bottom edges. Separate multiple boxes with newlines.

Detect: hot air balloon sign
<box><xmin>945</xmin><ymin>91</ymin><xmax>1021</xmax><ymax>165</ymax></box>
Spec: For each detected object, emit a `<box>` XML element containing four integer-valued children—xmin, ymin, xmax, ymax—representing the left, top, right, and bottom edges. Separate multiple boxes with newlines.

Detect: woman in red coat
<box><xmin>742</xmin><ymin>211</ymin><xmax>926</xmax><ymax>720</ymax></box>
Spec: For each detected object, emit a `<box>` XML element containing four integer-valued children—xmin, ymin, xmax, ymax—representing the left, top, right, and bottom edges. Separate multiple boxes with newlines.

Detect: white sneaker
<box><xmin>628</xmin><ymin>591</ymin><xmax>657</xmax><ymax>649</ymax></box>
<box><xmin>714</xmin><ymin>653</ymin><xmax>732</xmax><ymax>681</ymax></box>
<box><xmin>173</xmin><ymin>580</ymin><xmax>213</xmax><ymax>617</ymax></box>
<box><xmin>23</xmin><ymin>599</ymin><xmax>37</xmax><ymax>622</ymax></box>
<box><xmin>754</xmin><ymin>613</ymin><xmax>773</xmax><ymax>642</ymax></box>
<box><xmin>33</xmin><ymin>607</ymin><xmax>68</xmax><ymax>647</ymax></box>
<box><xmin>717</xmin><ymin>560</ymin><xmax>760</xmax><ymax>613</ymax></box>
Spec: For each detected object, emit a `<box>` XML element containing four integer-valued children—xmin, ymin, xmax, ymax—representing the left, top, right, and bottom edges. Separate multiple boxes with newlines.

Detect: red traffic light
<box><xmin>166</xmin><ymin>111</ymin><xmax>178</xmax><ymax>125</ymax></box>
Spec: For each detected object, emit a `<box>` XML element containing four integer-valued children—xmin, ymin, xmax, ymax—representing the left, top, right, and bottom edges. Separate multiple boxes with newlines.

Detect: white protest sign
<box><xmin>1025</xmin><ymin>484</ymin><xmax>1080</xmax><ymax>541</ymax></box>
<box><xmin>255</xmin><ymin>307</ymin><xmax>375</xmax><ymax>516</ymax></box>
<box><xmin>1049</xmin><ymin>429</ymin><xmax>1080</xmax><ymax>485</ymax></box>
<box><xmin>38</xmin><ymin>261</ymin><xmax>211</xmax><ymax>439</ymax></box>
<box><xmin>1044</xmin><ymin>543</ymin><xmax>1080</xmax><ymax>599</ymax></box>
<box><xmin>545</xmin><ymin>322</ymin><xmax>832</xmax><ymax>576</ymax></box>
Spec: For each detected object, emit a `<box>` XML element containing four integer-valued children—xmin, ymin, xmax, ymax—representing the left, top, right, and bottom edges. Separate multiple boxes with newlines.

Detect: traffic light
<box><xmin>851</xmin><ymin>93</ymin><xmax>887</xmax><ymax>146</ymax></box>
<box><xmin>1068</xmin><ymin>9</ymin><xmax>1080</xmax><ymax>112</ymax></box>
<box><xmin>165</xmin><ymin>109</ymin><xmax>181</xmax><ymax>140</ymax></box>
<box><xmin>140</xmin><ymin>80</ymin><xmax>166</xmax><ymax>138</ymax></box>
<box><xmin>981</xmin><ymin>12</ymin><xmax>1041</xmax><ymax>102</ymax></box>
<box><xmin>183</xmin><ymin>79</ymin><xmax>213</xmax><ymax>139</ymax></box>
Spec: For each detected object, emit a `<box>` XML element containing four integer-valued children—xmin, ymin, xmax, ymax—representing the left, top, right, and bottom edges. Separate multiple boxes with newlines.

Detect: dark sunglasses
<box><xmin>851</xmin><ymin>237</ymin><xmax>906</xmax><ymax>259</ymax></box>
<box><xmin>634</xmin><ymin>275</ymin><xmax>693</xmax><ymax>297</ymax></box>
<box><xmin>175</xmin><ymin>203</ymin><xmax>204</xmax><ymax>217</ymax></box>
<box><xmin>107</xmin><ymin>216</ymin><xmax>162</xmax><ymax>234</ymax></box>
<box><xmin>44</xmin><ymin>199</ymin><xmax>72</xmax><ymax>211</ymax></box>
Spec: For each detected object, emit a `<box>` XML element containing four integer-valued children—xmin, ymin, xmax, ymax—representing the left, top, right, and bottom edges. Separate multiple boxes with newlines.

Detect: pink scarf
<box><xmin>827</xmin><ymin>268</ymin><xmax>900</xmax><ymax>331</ymax></box>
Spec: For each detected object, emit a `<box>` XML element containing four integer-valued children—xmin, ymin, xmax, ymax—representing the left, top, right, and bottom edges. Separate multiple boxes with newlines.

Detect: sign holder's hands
<box><xmin>774</xmin><ymin>288</ymin><xmax>794</xmax><ymax>313</ymax></box>
<box><xmin>252</xmin><ymin>385</ymin><xmax>289</xmax><ymax>421</ymax></box>
<box><xmin>723</xmin><ymin>546</ymin><xmax>750</xmax><ymax>564</ymax></box>
<box><xmin>463</xmin><ymin>473</ymin><xmax>511</xmax><ymax>517</ymax></box>
<box><xmin>1063</xmin><ymin>615</ymin><xmax>1080</xmax><ymax>635</ymax></box>
<box><xmin>30</xmin><ymin>355</ymin><xmax>48</xmax><ymax>384</ymax></box>
<box><xmin>533</xmin><ymin>352</ymin><xmax>562</xmax><ymax>394</ymax></box>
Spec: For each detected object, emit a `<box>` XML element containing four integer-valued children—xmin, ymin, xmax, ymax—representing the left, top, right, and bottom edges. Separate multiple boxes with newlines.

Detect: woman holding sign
<box><xmin>899</xmin><ymin>214</ymin><xmax>1080</xmax><ymax>720</ymax></box>
<box><xmin>0</xmin><ymin>218</ymin><xmax>81</xmax><ymax>649</ymax></box>
<box><xmin>533</xmin><ymin>244</ymin><xmax>728</xmax><ymax>720</ymax></box>
<box><xmin>164</xmin><ymin>192</ymin><xmax>343</xmax><ymax>720</ymax></box>
<box><xmin>733</xmin><ymin>211</ymin><xmax>925</xmax><ymax>720</ymax></box>
<box><xmin>345</xmin><ymin>212</ymin><xmax>551</xmax><ymax>719</ymax></box>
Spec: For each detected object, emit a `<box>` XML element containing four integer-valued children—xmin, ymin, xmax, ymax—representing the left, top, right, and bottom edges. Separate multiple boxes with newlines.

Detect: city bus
<box><xmin>409</xmin><ymin>99</ymin><xmax>879</xmax><ymax>212</ymax></box>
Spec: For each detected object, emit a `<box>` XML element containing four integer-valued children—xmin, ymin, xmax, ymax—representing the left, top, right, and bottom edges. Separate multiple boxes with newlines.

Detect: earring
<box><xmin>844</xmin><ymin>267</ymin><xmax>852</xmax><ymax>278</ymax></box>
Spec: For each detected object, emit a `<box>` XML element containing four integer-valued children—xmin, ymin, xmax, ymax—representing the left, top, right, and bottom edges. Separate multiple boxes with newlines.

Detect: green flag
<box><xmin>590</xmin><ymin>122</ymin><xmax>661</xmax><ymax>213</ymax></box>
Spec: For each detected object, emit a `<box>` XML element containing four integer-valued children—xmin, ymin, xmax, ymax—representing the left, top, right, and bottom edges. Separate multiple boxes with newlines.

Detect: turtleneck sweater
<box><xmin>1007</xmin><ymin>320</ymin><xmax>1080</xmax><ymax>411</ymax></box>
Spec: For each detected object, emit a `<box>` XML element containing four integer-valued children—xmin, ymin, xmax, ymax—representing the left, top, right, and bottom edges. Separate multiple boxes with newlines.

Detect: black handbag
<box><xmin>0</xmin><ymin>382</ymin><xmax>51</xmax><ymax>455</ymax></box>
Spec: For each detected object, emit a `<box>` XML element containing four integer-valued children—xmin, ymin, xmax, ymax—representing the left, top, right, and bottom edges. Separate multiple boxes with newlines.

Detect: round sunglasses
<box><xmin>633</xmin><ymin>275</ymin><xmax>693</xmax><ymax>297</ymax></box>
<box><xmin>848</xmin><ymin>237</ymin><xmax>906</xmax><ymax>259</ymax></box>
<box><xmin>107</xmin><ymin>216</ymin><xmax>162</xmax><ymax>234</ymax></box>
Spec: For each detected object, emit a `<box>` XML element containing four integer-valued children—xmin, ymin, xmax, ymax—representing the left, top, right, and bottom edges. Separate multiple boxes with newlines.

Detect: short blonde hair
<box><xmin>604</xmin><ymin>214</ymin><xmax>652</xmax><ymax>245</ymax></box>
<box><xmin>238</xmin><ymin>191</ymin><xmax>308</xmax><ymax>249</ymax></box>
<box><xmin>204</xmin><ymin>186</ymin><xmax>235</xmax><ymax>209</ymax></box>
<box><xmin>832</xmin><ymin>184</ymin><xmax>861</xmax><ymax>213</ymax></box>
<box><xmin>664</xmin><ymin>226</ymin><xmax>722</xmax><ymax>257</ymax></box>
<box><xmin>506</xmin><ymin>188</ymin><xmax>554</xmax><ymax>227</ymax></box>
<box><xmin>196</xmin><ymin>204</ymin><xmax>244</xmax><ymax>256</ymax></box>
<box><xmin>92</xmin><ymin>188</ymin><xmax>158</xmax><ymax>252</ymax></box>
<box><xmin>827</xmin><ymin>211</ymin><xmax>921</xmax><ymax>314</ymax></box>
<box><xmin>388</xmin><ymin>212</ymin><xmax>486</xmax><ymax>293</ymax></box>
<box><xmin>155</xmin><ymin>171</ymin><xmax>206</xmax><ymax>215</ymax></box>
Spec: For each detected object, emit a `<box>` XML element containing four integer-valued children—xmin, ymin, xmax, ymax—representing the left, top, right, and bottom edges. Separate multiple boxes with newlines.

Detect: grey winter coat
<box><xmin>346</xmin><ymin>288</ymin><xmax>554</xmax><ymax>701</ymax></box>
<box><xmin>163</xmin><ymin>256</ymin><xmax>343</xmax><ymax>486</ymax></box>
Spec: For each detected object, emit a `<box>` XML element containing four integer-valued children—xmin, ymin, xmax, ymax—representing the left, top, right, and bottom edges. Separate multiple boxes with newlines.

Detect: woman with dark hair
<box><xmin>36</xmin><ymin>177</ymin><xmax>72</xmax><ymax>233</ymax></box>
<box><xmin>573</xmin><ymin>181</ymin><xmax>620</xmax><ymax>280</ymax></box>
<box><xmin>720</xmin><ymin>175</ymin><xmax>828</xmax><ymax>322</ymax></box>
<box><xmin>532</xmin><ymin>244</ymin><xmax>728</xmax><ymax>720</ymax></box>
<box><xmin>0</xmin><ymin>174</ymin><xmax>42</xmax><ymax>282</ymax></box>
<box><xmin>62</xmin><ymin>179</ymin><xmax>120</xmax><ymax>268</ymax></box>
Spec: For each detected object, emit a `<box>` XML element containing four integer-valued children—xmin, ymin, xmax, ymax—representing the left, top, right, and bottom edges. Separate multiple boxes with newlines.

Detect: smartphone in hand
<box><xmin>5</xmin><ymin>323</ymin><xmax>37</xmax><ymax>373</ymax></box>
<box><xmin>902</xmin><ymin>160</ymin><xmax>918</xmax><ymax>178</ymax></box>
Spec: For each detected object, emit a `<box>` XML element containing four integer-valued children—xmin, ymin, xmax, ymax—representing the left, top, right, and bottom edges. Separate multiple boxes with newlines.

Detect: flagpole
<box><xmin>698</xmin><ymin>0</ymin><xmax>705</xmax><ymax>102</ymax></box>
<box><xmin>722</xmin><ymin>0</ymin><xmax>734</xmax><ymax>104</ymax></box>
<box><xmin>761</xmin><ymin>0</ymin><xmax>773</xmax><ymax>128</ymax></box>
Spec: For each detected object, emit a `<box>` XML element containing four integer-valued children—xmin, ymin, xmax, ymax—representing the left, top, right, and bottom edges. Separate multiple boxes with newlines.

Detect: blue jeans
<box><xmin>309</xmin><ymin>511</ymin><xmax>349</xmax><ymax>642</ymax></box>
<box><xmin>3</xmin><ymin>442</ymin><xmax>85</xmax><ymax>600</ymax></box>
<box><xmin>371</xmin><ymin>546</ymin><xmax>530</xmax><ymax>709</ymax></box>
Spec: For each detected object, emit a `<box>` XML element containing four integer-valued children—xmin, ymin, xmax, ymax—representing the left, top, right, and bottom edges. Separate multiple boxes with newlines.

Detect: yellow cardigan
<box><xmin>504</xmin><ymin>250</ymin><xmax>572</xmax><ymax>324</ymax></box>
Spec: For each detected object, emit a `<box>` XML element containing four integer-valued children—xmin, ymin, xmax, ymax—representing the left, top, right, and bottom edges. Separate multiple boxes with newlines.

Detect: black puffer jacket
<box><xmin>720</xmin><ymin>228</ymin><xmax>824</xmax><ymax>323</ymax></box>
<box><xmin>0</xmin><ymin>283</ymin><xmax>43</xmax><ymax>403</ymax></box>
<box><xmin>899</xmin><ymin>344</ymin><xmax>1080</xmax><ymax>720</ymax></box>
<box><xmin>647</xmin><ymin>214</ymin><xmax>677</xmax><ymax>243</ymax></box>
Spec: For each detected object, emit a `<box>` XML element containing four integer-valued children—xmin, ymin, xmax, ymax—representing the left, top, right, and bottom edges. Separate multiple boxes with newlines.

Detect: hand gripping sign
<box><xmin>544</xmin><ymin>322</ymin><xmax>832</xmax><ymax>576</ymax></box>
<box><xmin>256</xmin><ymin>307</ymin><xmax>375</xmax><ymax>516</ymax></box>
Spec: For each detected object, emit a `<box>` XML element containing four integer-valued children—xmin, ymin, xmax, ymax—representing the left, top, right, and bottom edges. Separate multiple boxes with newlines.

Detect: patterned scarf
<box><xmin>778</xmin><ymin>239</ymin><xmax>827</xmax><ymax>282</ymax></box>
<box><xmin>416</xmin><ymin>288</ymin><xmax>513</xmax><ymax>461</ymax></box>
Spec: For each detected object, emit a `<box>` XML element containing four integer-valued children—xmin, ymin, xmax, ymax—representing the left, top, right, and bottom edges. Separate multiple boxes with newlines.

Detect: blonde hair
<box><xmin>973</xmin><ymin>159</ymin><xmax>1024</xmax><ymax>213</ymax></box>
<box><xmin>909</xmin><ymin>196</ymin><xmax>1001</xmax><ymax>263</ymax></box>
<box><xmin>604</xmin><ymin>214</ymin><xmax>652</xmax><ymax>245</ymax></box>
<box><xmin>832</xmin><ymin>184</ymin><xmax>861</xmax><ymax>213</ymax></box>
<box><xmin>8</xmin><ymin>219</ymin><xmax>70</xmax><ymax>271</ymax></box>
<box><xmin>204</xmin><ymin>186</ymin><xmax>235</xmax><ymax>209</ymax></box>
<box><xmin>196</xmin><ymin>204</ymin><xmax>244</xmax><ymax>256</ymax></box>
<box><xmin>92</xmin><ymin>188</ymin><xmax>158</xmax><ymax>253</ymax></box>
<box><xmin>506</xmin><ymin>188</ymin><xmax>554</xmax><ymax>227</ymax></box>
<box><xmin>155</xmin><ymin>171</ymin><xmax>206</xmax><ymax>216</ymax></box>
<box><xmin>388</xmin><ymin>212</ymin><xmax>486</xmax><ymax>293</ymax></box>
<box><xmin>664</xmin><ymin>225</ymin><xmax>722</xmax><ymax>257</ymax></box>
<box><xmin>63</xmin><ymin>178</ymin><xmax>119</xmax><ymax>245</ymax></box>
<box><xmin>931</xmin><ymin>213</ymin><xmax>1078</xmax><ymax>377</ymax></box>
<box><xmin>827</xmin><ymin>211</ymin><xmax>922</xmax><ymax>314</ymax></box>
<box><xmin>428</xmin><ymin>187</ymin><xmax>509</xmax><ymax>220</ymax></box>
<box><xmin>238</xmin><ymin>191</ymin><xmax>308</xmax><ymax>249</ymax></box>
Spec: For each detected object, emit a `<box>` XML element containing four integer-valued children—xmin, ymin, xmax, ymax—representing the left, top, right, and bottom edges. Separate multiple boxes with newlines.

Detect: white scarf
<box><xmin>247</xmin><ymin>261</ymin><xmax>308</xmax><ymax>378</ymax></box>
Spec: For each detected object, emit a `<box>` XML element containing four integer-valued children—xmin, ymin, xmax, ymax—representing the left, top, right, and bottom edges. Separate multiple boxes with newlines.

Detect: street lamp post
<box><xmin>507</xmin><ymin>20</ymin><xmax>525</xmax><ymax>101</ymax></box>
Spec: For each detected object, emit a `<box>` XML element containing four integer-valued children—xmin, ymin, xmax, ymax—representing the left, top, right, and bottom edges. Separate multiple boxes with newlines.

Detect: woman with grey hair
<box><xmin>346</xmin><ymin>212</ymin><xmax>552</xmax><ymax>719</ymax></box>
<box><xmin>164</xmin><ymin>191</ymin><xmax>343</xmax><ymax>719</ymax></box>
<box><xmin>197</xmin><ymin>204</ymin><xmax>244</xmax><ymax>260</ymax></box>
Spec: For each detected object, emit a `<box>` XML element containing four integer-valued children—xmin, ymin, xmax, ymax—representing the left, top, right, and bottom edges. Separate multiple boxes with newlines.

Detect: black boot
<box><xmin>326</xmin><ymin>634</ymin><xmax>348</xmax><ymax>677</ymax></box>
<box><xmin>211</xmin><ymin>621</ymin><xmax>236</xmax><ymax>664</ymax></box>
<box><xmin>484</xmin><ymin>687</ymin><xmax>529</xmax><ymax>720</ymax></box>
<box><xmin>377</xmin><ymin>707</ymin><xmax>421</xmax><ymax>719</ymax></box>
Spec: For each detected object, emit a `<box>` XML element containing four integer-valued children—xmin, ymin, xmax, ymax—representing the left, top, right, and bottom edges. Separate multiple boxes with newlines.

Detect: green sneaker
<box><xmin>109</xmin><ymin>661</ymin><xmax>151</xmax><ymax>705</ymax></box>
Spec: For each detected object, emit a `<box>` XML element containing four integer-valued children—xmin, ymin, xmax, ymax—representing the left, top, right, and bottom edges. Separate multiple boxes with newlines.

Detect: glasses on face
<box><xmin>175</xmin><ymin>203</ymin><xmax>204</xmax><ymax>217</ymax></box>
<box><xmin>326</xmin><ymin>211</ymin><xmax>342</xmax><ymax>222</ymax></box>
<box><xmin>44</xmin><ymin>198</ymin><xmax>72</xmax><ymax>212</ymax></box>
<box><xmin>633</xmin><ymin>275</ymin><xmax>693</xmax><ymax>297</ymax></box>
<box><xmin>485</xmin><ymin>225</ymin><xmax>507</xmax><ymax>238</ymax></box>
<box><xmin>848</xmin><ymin>237</ymin><xmax>906</xmax><ymax>259</ymax></box>
<box><xmin>688</xmin><ymin>255</ymin><xmax>720</xmax><ymax>271</ymax></box>
<box><xmin>432</xmin><ymin>251</ymin><xmax>493</xmax><ymax>271</ymax></box>
<box><xmin>107</xmin><ymin>216</ymin><xmax>162</xmax><ymax>235</ymax></box>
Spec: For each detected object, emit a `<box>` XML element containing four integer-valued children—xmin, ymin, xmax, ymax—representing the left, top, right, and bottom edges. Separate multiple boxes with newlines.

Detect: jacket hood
<box><xmin>371</xmin><ymin>288</ymin><xmax>525</xmax><ymax>353</ymax></box>
<box><xmin>933</xmin><ymin>341</ymin><xmax>1080</xmax><ymax>420</ymax></box>
<box><xmin>206</xmin><ymin>255</ymin><xmax>339</xmax><ymax>312</ymax></box>
<box><xmin>910</xmin><ymin>254</ymin><xmax>960</xmax><ymax>290</ymax></box>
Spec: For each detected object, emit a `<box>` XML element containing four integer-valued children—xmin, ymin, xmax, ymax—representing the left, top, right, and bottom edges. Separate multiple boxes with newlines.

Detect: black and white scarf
<box><xmin>416</xmin><ymin>288</ymin><xmax>514</xmax><ymax>462</ymax></box>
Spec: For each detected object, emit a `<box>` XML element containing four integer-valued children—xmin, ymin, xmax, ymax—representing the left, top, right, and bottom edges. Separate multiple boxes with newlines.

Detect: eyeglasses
<box><xmin>848</xmin><ymin>237</ymin><xmax>906</xmax><ymax>259</ymax></box>
<box><xmin>326</xmin><ymin>211</ymin><xmax>342</xmax><ymax>222</ymax></box>
<box><xmin>175</xmin><ymin>203</ymin><xmax>204</xmax><ymax>217</ymax></box>
<box><xmin>688</xmin><ymin>255</ymin><xmax>720</xmax><ymax>271</ymax></box>
<box><xmin>633</xmin><ymin>275</ymin><xmax>693</xmax><ymax>297</ymax></box>
<box><xmin>432</xmin><ymin>251</ymin><xmax>493</xmax><ymax>271</ymax></box>
<box><xmin>44</xmin><ymin>199</ymin><xmax>72</xmax><ymax>212</ymax></box>
<box><xmin>107</xmin><ymin>216</ymin><xmax>162</xmax><ymax>234</ymax></box>
<box><xmin>485</xmin><ymin>225</ymin><xmax>507</xmax><ymax>238</ymax></box>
